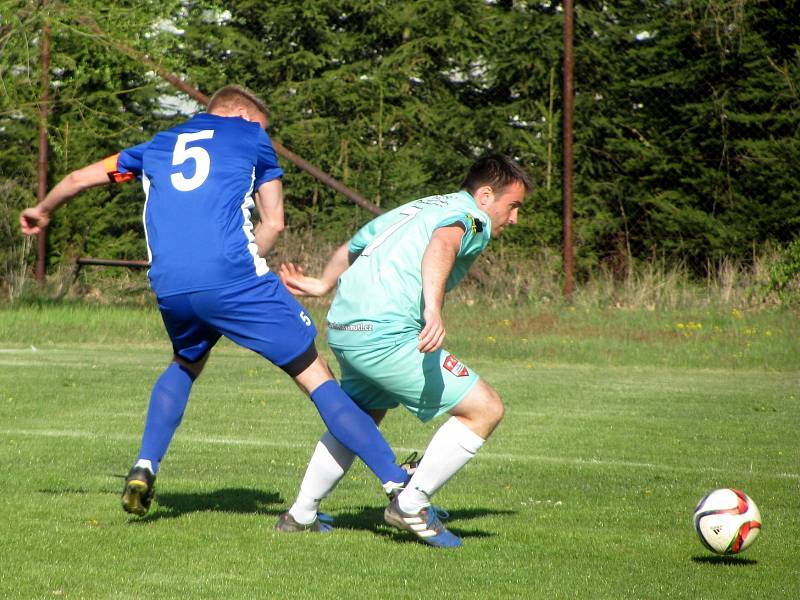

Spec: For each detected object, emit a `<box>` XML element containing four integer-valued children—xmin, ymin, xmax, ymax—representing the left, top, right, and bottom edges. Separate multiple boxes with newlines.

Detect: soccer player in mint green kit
<box><xmin>277</xmin><ymin>154</ymin><xmax>531</xmax><ymax>547</ymax></box>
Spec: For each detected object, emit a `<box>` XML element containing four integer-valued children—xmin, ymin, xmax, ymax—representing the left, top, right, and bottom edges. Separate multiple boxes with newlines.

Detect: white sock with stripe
<box><xmin>397</xmin><ymin>416</ymin><xmax>485</xmax><ymax>515</ymax></box>
<box><xmin>288</xmin><ymin>431</ymin><xmax>355</xmax><ymax>524</ymax></box>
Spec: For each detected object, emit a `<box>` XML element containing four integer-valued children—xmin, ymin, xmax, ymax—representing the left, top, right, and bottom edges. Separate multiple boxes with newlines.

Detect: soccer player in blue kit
<box><xmin>278</xmin><ymin>154</ymin><xmax>532</xmax><ymax>547</ymax></box>
<box><xmin>19</xmin><ymin>85</ymin><xmax>411</xmax><ymax>522</ymax></box>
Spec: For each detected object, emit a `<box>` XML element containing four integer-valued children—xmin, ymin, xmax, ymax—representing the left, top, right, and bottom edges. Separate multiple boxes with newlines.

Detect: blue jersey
<box><xmin>106</xmin><ymin>113</ymin><xmax>283</xmax><ymax>298</ymax></box>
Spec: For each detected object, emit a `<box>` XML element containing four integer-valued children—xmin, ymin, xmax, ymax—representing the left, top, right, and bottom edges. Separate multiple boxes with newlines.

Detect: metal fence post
<box><xmin>562</xmin><ymin>0</ymin><xmax>575</xmax><ymax>301</ymax></box>
<box><xmin>36</xmin><ymin>2</ymin><xmax>51</xmax><ymax>283</ymax></box>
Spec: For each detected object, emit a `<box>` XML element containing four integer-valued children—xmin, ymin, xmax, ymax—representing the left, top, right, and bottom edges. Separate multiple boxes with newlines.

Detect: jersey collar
<box><xmin>457</xmin><ymin>189</ymin><xmax>478</xmax><ymax>207</ymax></box>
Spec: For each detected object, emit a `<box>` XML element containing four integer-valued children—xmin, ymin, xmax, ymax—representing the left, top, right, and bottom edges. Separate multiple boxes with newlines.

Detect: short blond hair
<box><xmin>208</xmin><ymin>85</ymin><xmax>270</xmax><ymax>120</ymax></box>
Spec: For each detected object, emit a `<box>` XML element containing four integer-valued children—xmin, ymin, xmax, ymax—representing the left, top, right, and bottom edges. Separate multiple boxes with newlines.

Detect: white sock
<box><xmin>288</xmin><ymin>431</ymin><xmax>355</xmax><ymax>524</ymax></box>
<box><xmin>397</xmin><ymin>416</ymin><xmax>485</xmax><ymax>514</ymax></box>
<box><xmin>134</xmin><ymin>459</ymin><xmax>154</xmax><ymax>473</ymax></box>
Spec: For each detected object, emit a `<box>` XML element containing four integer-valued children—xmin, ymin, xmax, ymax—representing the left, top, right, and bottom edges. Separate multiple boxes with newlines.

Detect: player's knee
<box><xmin>482</xmin><ymin>385</ymin><xmax>505</xmax><ymax>428</ymax></box>
<box><xmin>174</xmin><ymin>353</ymin><xmax>209</xmax><ymax>379</ymax></box>
<box><xmin>292</xmin><ymin>355</ymin><xmax>334</xmax><ymax>395</ymax></box>
<box><xmin>452</xmin><ymin>380</ymin><xmax>504</xmax><ymax>436</ymax></box>
<box><xmin>470</xmin><ymin>381</ymin><xmax>504</xmax><ymax>429</ymax></box>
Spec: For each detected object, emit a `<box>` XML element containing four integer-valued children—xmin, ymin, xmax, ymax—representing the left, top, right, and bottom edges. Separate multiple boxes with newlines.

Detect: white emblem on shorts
<box><xmin>443</xmin><ymin>354</ymin><xmax>469</xmax><ymax>377</ymax></box>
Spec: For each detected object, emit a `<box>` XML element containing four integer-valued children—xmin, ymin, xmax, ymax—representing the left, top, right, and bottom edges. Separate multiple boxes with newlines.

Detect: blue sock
<box><xmin>137</xmin><ymin>362</ymin><xmax>195</xmax><ymax>473</ymax></box>
<box><xmin>309</xmin><ymin>380</ymin><xmax>409</xmax><ymax>486</ymax></box>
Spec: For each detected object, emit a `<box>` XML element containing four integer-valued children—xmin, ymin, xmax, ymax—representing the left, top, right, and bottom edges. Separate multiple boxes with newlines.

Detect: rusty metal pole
<box><xmin>562</xmin><ymin>0</ymin><xmax>575</xmax><ymax>301</ymax></box>
<box><xmin>35</xmin><ymin>4</ymin><xmax>51</xmax><ymax>283</ymax></box>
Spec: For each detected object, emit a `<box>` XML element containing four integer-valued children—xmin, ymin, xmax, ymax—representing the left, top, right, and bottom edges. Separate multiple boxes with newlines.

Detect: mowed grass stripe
<box><xmin>3</xmin><ymin>427</ymin><xmax>797</xmax><ymax>481</ymax></box>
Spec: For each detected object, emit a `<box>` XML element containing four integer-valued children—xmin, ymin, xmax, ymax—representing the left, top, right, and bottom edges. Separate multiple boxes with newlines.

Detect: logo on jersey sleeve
<box><xmin>443</xmin><ymin>354</ymin><xmax>469</xmax><ymax>377</ymax></box>
<box><xmin>465</xmin><ymin>213</ymin><xmax>484</xmax><ymax>234</ymax></box>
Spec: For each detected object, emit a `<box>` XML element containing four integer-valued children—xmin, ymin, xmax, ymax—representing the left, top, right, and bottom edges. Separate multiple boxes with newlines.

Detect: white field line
<box><xmin>0</xmin><ymin>428</ymin><xmax>310</xmax><ymax>450</ymax></box>
<box><xmin>2</xmin><ymin>427</ymin><xmax>798</xmax><ymax>480</ymax></box>
<box><xmin>481</xmin><ymin>451</ymin><xmax>800</xmax><ymax>481</ymax></box>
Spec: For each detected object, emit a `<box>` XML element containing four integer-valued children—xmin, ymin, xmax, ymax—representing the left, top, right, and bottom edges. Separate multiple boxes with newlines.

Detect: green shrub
<box><xmin>767</xmin><ymin>238</ymin><xmax>800</xmax><ymax>305</ymax></box>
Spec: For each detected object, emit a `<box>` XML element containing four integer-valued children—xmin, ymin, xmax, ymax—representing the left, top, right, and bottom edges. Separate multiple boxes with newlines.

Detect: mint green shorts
<box><xmin>330</xmin><ymin>340</ymin><xmax>480</xmax><ymax>422</ymax></box>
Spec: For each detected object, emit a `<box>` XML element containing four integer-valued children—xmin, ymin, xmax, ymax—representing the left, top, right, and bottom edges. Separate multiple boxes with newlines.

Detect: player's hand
<box><xmin>19</xmin><ymin>207</ymin><xmax>50</xmax><ymax>236</ymax></box>
<box><xmin>278</xmin><ymin>262</ymin><xmax>310</xmax><ymax>295</ymax></box>
<box><xmin>278</xmin><ymin>262</ymin><xmax>330</xmax><ymax>297</ymax></box>
<box><xmin>418</xmin><ymin>307</ymin><xmax>446</xmax><ymax>353</ymax></box>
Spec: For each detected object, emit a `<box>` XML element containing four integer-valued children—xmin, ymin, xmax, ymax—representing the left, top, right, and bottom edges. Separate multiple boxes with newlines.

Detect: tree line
<box><xmin>1</xmin><ymin>0</ymin><xmax>798</xmax><ymax>289</ymax></box>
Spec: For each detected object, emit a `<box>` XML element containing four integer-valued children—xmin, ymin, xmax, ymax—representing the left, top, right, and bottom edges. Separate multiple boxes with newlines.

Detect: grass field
<box><xmin>1</xmin><ymin>302</ymin><xmax>798</xmax><ymax>599</ymax></box>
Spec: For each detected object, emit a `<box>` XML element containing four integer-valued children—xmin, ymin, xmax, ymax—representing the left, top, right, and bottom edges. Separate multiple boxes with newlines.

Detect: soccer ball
<box><xmin>693</xmin><ymin>488</ymin><xmax>762</xmax><ymax>555</ymax></box>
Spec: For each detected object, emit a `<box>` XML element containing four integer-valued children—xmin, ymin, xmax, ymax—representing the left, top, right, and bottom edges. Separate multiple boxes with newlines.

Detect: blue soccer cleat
<box><xmin>383</xmin><ymin>496</ymin><xmax>462</xmax><ymax>548</ymax></box>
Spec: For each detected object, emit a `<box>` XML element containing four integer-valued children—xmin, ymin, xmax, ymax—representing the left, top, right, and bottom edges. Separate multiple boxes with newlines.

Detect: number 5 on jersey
<box><xmin>171</xmin><ymin>130</ymin><xmax>215</xmax><ymax>192</ymax></box>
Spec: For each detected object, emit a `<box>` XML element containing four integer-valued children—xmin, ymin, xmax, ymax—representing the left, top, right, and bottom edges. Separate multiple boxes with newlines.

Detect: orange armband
<box><xmin>103</xmin><ymin>153</ymin><xmax>136</xmax><ymax>183</ymax></box>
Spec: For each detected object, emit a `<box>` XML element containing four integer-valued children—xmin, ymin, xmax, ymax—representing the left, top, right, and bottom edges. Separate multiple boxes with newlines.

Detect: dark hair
<box><xmin>460</xmin><ymin>153</ymin><xmax>532</xmax><ymax>195</ymax></box>
<box><xmin>208</xmin><ymin>85</ymin><xmax>270</xmax><ymax>120</ymax></box>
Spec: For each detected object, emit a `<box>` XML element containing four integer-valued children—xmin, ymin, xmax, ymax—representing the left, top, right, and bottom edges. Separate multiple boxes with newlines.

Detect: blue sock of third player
<box><xmin>309</xmin><ymin>380</ymin><xmax>409</xmax><ymax>489</ymax></box>
<box><xmin>136</xmin><ymin>362</ymin><xmax>195</xmax><ymax>473</ymax></box>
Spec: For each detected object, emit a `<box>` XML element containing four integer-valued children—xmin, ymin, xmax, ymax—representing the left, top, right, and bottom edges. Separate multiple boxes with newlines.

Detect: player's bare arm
<box><xmin>253</xmin><ymin>178</ymin><xmax>284</xmax><ymax>257</ymax></box>
<box><xmin>19</xmin><ymin>160</ymin><xmax>110</xmax><ymax>235</ymax></box>
<box><xmin>279</xmin><ymin>241</ymin><xmax>350</xmax><ymax>297</ymax></box>
<box><xmin>418</xmin><ymin>223</ymin><xmax>465</xmax><ymax>353</ymax></box>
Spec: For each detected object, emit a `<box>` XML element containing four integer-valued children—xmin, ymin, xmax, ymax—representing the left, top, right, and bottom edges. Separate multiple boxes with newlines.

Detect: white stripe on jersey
<box><xmin>141</xmin><ymin>173</ymin><xmax>153</xmax><ymax>264</ymax></box>
<box><xmin>242</xmin><ymin>168</ymin><xmax>269</xmax><ymax>276</ymax></box>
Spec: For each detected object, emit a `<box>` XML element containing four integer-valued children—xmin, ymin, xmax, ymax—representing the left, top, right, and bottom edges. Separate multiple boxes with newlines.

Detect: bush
<box><xmin>766</xmin><ymin>238</ymin><xmax>800</xmax><ymax>305</ymax></box>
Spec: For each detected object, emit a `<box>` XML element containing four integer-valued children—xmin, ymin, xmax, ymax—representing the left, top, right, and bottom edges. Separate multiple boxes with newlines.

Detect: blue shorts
<box><xmin>157</xmin><ymin>272</ymin><xmax>317</xmax><ymax>368</ymax></box>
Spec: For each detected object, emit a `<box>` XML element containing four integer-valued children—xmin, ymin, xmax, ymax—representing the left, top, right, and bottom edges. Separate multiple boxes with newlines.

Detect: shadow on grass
<box><xmin>691</xmin><ymin>555</ymin><xmax>758</xmax><ymax>566</ymax></box>
<box><xmin>134</xmin><ymin>488</ymin><xmax>284</xmax><ymax>523</ymax></box>
<box><xmin>38</xmin><ymin>483</ymin><xmax>283</xmax><ymax>522</ymax></box>
<box><xmin>39</xmin><ymin>482</ymin><xmax>512</xmax><ymax>543</ymax></box>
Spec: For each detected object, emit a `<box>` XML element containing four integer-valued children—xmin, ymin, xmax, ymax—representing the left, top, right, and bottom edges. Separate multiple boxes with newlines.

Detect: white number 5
<box><xmin>171</xmin><ymin>130</ymin><xmax>214</xmax><ymax>192</ymax></box>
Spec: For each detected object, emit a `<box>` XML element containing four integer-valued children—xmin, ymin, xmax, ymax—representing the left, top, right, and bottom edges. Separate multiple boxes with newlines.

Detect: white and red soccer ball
<box><xmin>693</xmin><ymin>488</ymin><xmax>761</xmax><ymax>555</ymax></box>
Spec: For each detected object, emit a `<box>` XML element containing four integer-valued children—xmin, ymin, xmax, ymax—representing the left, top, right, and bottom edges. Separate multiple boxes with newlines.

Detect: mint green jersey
<box><xmin>327</xmin><ymin>190</ymin><xmax>491</xmax><ymax>349</ymax></box>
